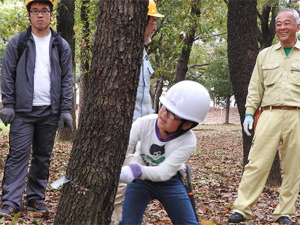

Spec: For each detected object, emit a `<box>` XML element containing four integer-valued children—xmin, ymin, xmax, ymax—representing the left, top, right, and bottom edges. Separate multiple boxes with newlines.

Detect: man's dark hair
<box><xmin>27</xmin><ymin>1</ymin><xmax>53</xmax><ymax>12</ymax></box>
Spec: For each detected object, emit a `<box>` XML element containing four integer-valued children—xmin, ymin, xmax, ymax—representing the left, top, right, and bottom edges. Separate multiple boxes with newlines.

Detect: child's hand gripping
<box><xmin>120</xmin><ymin>164</ymin><xmax>142</xmax><ymax>184</ymax></box>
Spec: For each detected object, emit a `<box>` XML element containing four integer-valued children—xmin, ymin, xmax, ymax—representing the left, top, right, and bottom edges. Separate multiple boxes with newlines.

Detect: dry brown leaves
<box><xmin>1</xmin><ymin>118</ymin><xmax>300</xmax><ymax>224</ymax></box>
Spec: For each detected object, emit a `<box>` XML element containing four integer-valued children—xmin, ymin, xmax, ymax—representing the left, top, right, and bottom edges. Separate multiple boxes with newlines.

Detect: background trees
<box><xmin>0</xmin><ymin>0</ymin><xmax>300</xmax><ymax>222</ymax></box>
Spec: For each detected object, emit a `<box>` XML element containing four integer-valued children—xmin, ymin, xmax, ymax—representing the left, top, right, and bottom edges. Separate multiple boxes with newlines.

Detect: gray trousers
<box><xmin>1</xmin><ymin>106</ymin><xmax>59</xmax><ymax>211</ymax></box>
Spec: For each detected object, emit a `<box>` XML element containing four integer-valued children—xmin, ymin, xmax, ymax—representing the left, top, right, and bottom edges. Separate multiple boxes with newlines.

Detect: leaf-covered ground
<box><xmin>0</xmin><ymin>107</ymin><xmax>299</xmax><ymax>224</ymax></box>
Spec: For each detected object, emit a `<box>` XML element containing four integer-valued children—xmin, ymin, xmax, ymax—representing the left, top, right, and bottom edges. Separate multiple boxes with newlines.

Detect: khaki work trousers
<box><xmin>233</xmin><ymin>109</ymin><xmax>300</xmax><ymax>221</ymax></box>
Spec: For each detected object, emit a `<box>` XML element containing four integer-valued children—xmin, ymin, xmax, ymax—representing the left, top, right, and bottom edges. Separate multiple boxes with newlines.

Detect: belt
<box><xmin>262</xmin><ymin>106</ymin><xmax>300</xmax><ymax>110</ymax></box>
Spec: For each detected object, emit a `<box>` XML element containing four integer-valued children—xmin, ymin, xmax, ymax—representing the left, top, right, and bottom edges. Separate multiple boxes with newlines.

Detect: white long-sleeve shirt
<box><xmin>127</xmin><ymin>114</ymin><xmax>197</xmax><ymax>182</ymax></box>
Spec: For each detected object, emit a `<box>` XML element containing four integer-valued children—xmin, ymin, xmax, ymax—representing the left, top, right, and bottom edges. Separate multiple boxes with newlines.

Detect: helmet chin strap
<box><xmin>164</xmin><ymin>119</ymin><xmax>187</xmax><ymax>136</ymax></box>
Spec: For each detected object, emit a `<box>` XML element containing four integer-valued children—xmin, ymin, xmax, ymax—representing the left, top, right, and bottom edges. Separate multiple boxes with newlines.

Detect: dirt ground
<box><xmin>1</xmin><ymin>107</ymin><xmax>273</xmax><ymax>225</ymax></box>
<box><xmin>204</xmin><ymin>107</ymin><xmax>240</xmax><ymax>125</ymax></box>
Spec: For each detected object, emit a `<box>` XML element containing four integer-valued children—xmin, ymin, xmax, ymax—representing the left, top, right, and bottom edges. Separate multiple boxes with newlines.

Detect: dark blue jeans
<box><xmin>120</xmin><ymin>173</ymin><xmax>198</xmax><ymax>225</ymax></box>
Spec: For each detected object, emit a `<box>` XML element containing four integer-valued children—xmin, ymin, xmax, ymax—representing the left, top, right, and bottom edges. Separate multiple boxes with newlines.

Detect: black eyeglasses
<box><xmin>30</xmin><ymin>9</ymin><xmax>51</xmax><ymax>15</ymax></box>
<box><xmin>160</xmin><ymin>105</ymin><xmax>182</xmax><ymax>121</ymax></box>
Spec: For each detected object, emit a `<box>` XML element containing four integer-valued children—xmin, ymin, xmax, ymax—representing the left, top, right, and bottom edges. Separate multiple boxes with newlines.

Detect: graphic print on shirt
<box><xmin>141</xmin><ymin>144</ymin><xmax>166</xmax><ymax>166</ymax></box>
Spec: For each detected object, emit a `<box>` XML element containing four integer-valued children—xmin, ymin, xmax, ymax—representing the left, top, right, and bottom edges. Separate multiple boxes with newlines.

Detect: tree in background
<box><xmin>174</xmin><ymin>0</ymin><xmax>201</xmax><ymax>83</ymax></box>
<box><xmin>200</xmin><ymin>42</ymin><xmax>233</xmax><ymax>124</ymax></box>
<box><xmin>54</xmin><ymin>0</ymin><xmax>148</xmax><ymax>223</ymax></box>
<box><xmin>0</xmin><ymin>2</ymin><xmax>28</xmax><ymax>69</ymax></box>
<box><xmin>149</xmin><ymin>0</ymin><xmax>228</xmax><ymax>111</ymax></box>
<box><xmin>74</xmin><ymin>0</ymin><xmax>99</xmax><ymax>121</ymax></box>
<box><xmin>227</xmin><ymin>0</ymin><xmax>258</xmax><ymax>166</ymax></box>
<box><xmin>57</xmin><ymin>0</ymin><xmax>76</xmax><ymax>141</ymax></box>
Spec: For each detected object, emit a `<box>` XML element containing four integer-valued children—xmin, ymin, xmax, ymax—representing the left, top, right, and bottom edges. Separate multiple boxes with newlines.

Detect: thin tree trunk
<box><xmin>57</xmin><ymin>0</ymin><xmax>76</xmax><ymax>140</ymax></box>
<box><xmin>153</xmin><ymin>76</ymin><xmax>164</xmax><ymax>113</ymax></box>
<box><xmin>78</xmin><ymin>0</ymin><xmax>91</xmax><ymax>122</ymax></box>
<box><xmin>174</xmin><ymin>0</ymin><xmax>200</xmax><ymax>83</ymax></box>
<box><xmin>225</xmin><ymin>95</ymin><xmax>230</xmax><ymax>124</ymax></box>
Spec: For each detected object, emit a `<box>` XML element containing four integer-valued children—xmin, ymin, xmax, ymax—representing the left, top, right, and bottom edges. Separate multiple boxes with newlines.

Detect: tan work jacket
<box><xmin>246</xmin><ymin>40</ymin><xmax>300</xmax><ymax>115</ymax></box>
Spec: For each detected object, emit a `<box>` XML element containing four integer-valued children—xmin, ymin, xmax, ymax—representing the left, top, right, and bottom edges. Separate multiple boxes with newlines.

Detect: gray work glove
<box><xmin>243</xmin><ymin>115</ymin><xmax>254</xmax><ymax>136</ymax></box>
<box><xmin>59</xmin><ymin>112</ymin><xmax>73</xmax><ymax>131</ymax></box>
<box><xmin>0</xmin><ymin>108</ymin><xmax>15</xmax><ymax>126</ymax></box>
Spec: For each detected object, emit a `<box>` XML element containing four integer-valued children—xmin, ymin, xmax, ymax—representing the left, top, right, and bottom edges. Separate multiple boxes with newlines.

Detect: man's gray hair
<box><xmin>276</xmin><ymin>8</ymin><xmax>300</xmax><ymax>25</ymax></box>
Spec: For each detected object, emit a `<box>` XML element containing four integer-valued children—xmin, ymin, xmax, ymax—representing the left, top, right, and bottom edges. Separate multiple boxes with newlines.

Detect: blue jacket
<box><xmin>133</xmin><ymin>49</ymin><xmax>155</xmax><ymax>121</ymax></box>
<box><xmin>1</xmin><ymin>26</ymin><xmax>73</xmax><ymax>114</ymax></box>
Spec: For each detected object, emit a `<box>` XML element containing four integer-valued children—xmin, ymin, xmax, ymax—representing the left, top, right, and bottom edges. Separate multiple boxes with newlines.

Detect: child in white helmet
<box><xmin>119</xmin><ymin>80</ymin><xmax>210</xmax><ymax>224</ymax></box>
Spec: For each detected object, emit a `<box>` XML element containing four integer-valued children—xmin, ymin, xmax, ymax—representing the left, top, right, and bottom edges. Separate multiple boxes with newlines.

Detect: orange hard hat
<box><xmin>25</xmin><ymin>0</ymin><xmax>54</xmax><ymax>8</ymax></box>
<box><xmin>148</xmin><ymin>0</ymin><xmax>164</xmax><ymax>17</ymax></box>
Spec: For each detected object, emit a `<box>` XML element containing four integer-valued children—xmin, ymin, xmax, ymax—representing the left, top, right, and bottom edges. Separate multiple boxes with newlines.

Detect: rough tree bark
<box><xmin>57</xmin><ymin>0</ymin><xmax>76</xmax><ymax>140</ymax></box>
<box><xmin>228</xmin><ymin>0</ymin><xmax>281</xmax><ymax>186</ymax></box>
<box><xmin>54</xmin><ymin>0</ymin><xmax>148</xmax><ymax>224</ymax></box>
<box><xmin>227</xmin><ymin>0</ymin><xmax>258</xmax><ymax>165</ymax></box>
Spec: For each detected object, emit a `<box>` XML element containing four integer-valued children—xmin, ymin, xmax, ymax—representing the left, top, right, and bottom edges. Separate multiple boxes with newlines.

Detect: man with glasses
<box><xmin>0</xmin><ymin>0</ymin><xmax>73</xmax><ymax>215</ymax></box>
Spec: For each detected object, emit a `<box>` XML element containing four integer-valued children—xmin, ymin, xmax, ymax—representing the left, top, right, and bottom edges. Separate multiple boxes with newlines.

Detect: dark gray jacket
<box><xmin>1</xmin><ymin>26</ymin><xmax>73</xmax><ymax>114</ymax></box>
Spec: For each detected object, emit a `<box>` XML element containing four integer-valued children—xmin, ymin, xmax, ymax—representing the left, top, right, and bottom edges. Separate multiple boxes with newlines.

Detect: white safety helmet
<box><xmin>160</xmin><ymin>80</ymin><xmax>210</xmax><ymax>124</ymax></box>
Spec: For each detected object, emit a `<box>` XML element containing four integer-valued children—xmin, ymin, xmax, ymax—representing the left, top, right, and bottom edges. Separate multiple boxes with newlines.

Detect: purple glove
<box><xmin>120</xmin><ymin>164</ymin><xmax>142</xmax><ymax>184</ymax></box>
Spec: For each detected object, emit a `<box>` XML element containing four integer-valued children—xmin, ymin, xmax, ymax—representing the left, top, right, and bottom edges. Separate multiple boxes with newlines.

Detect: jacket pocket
<box><xmin>262</xmin><ymin>63</ymin><xmax>280</xmax><ymax>87</ymax></box>
<box><xmin>289</xmin><ymin>63</ymin><xmax>300</xmax><ymax>85</ymax></box>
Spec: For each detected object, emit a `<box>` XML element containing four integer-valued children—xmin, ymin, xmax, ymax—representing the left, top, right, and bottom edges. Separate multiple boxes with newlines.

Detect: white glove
<box><xmin>120</xmin><ymin>164</ymin><xmax>142</xmax><ymax>184</ymax></box>
<box><xmin>243</xmin><ymin>115</ymin><xmax>254</xmax><ymax>136</ymax></box>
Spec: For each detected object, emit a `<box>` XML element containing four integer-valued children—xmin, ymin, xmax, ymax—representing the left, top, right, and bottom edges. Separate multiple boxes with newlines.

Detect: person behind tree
<box><xmin>111</xmin><ymin>1</ymin><xmax>164</xmax><ymax>223</ymax></box>
<box><xmin>132</xmin><ymin>0</ymin><xmax>164</xmax><ymax>120</ymax></box>
<box><xmin>228</xmin><ymin>8</ymin><xmax>300</xmax><ymax>225</ymax></box>
<box><xmin>119</xmin><ymin>80</ymin><xmax>210</xmax><ymax>224</ymax></box>
<box><xmin>0</xmin><ymin>0</ymin><xmax>73</xmax><ymax>216</ymax></box>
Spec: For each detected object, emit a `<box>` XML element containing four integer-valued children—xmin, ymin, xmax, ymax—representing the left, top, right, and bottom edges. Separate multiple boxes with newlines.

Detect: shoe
<box><xmin>228</xmin><ymin>212</ymin><xmax>245</xmax><ymax>223</ymax></box>
<box><xmin>0</xmin><ymin>205</ymin><xmax>15</xmax><ymax>216</ymax></box>
<box><xmin>26</xmin><ymin>202</ymin><xmax>50</xmax><ymax>213</ymax></box>
<box><xmin>276</xmin><ymin>216</ymin><xmax>293</xmax><ymax>225</ymax></box>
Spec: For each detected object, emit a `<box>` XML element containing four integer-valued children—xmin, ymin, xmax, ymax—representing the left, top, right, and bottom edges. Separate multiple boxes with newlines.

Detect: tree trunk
<box><xmin>78</xmin><ymin>0</ymin><xmax>91</xmax><ymax>122</ymax></box>
<box><xmin>174</xmin><ymin>0</ymin><xmax>200</xmax><ymax>83</ymax></box>
<box><xmin>54</xmin><ymin>0</ymin><xmax>148</xmax><ymax>224</ymax></box>
<box><xmin>153</xmin><ymin>75</ymin><xmax>164</xmax><ymax>113</ymax></box>
<box><xmin>257</xmin><ymin>4</ymin><xmax>277</xmax><ymax>50</ymax></box>
<box><xmin>224</xmin><ymin>95</ymin><xmax>230</xmax><ymax>124</ymax></box>
<box><xmin>227</xmin><ymin>0</ymin><xmax>258</xmax><ymax>165</ymax></box>
<box><xmin>257</xmin><ymin>3</ymin><xmax>281</xmax><ymax>187</ymax></box>
<box><xmin>228</xmin><ymin>0</ymin><xmax>281</xmax><ymax>186</ymax></box>
<box><xmin>57</xmin><ymin>0</ymin><xmax>76</xmax><ymax>140</ymax></box>
<box><xmin>266</xmin><ymin>151</ymin><xmax>282</xmax><ymax>186</ymax></box>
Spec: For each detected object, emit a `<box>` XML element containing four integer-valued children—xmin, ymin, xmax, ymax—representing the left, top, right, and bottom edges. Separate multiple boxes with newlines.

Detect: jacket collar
<box><xmin>27</xmin><ymin>25</ymin><xmax>59</xmax><ymax>39</ymax></box>
<box><xmin>274</xmin><ymin>39</ymin><xmax>300</xmax><ymax>50</ymax></box>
